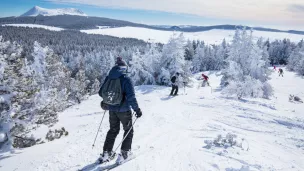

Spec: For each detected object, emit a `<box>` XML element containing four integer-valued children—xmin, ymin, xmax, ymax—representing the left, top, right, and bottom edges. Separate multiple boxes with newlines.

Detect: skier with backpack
<box><xmin>98</xmin><ymin>57</ymin><xmax>142</xmax><ymax>164</ymax></box>
<box><xmin>170</xmin><ymin>72</ymin><xmax>180</xmax><ymax>96</ymax></box>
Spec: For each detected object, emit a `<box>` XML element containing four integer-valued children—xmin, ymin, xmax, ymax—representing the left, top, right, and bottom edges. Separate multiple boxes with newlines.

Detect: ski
<box><xmin>99</xmin><ymin>154</ymin><xmax>136</xmax><ymax>171</ymax></box>
<box><xmin>78</xmin><ymin>153</ymin><xmax>117</xmax><ymax>171</ymax></box>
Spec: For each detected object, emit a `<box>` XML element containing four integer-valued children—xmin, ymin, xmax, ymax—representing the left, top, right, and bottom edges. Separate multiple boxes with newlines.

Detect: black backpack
<box><xmin>101</xmin><ymin>78</ymin><xmax>123</xmax><ymax>106</ymax></box>
<box><xmin>171</xmin><ymin>76</ymin><xmax>177</xmax><ymax>83</ymax></box>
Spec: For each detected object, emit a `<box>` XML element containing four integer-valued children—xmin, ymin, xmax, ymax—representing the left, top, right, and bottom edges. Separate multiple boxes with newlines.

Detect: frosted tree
<box><xmin>129</xmin><ymin>50</ymin><xmax>155</xmax><ymax>85</ymax></box>
<box><xmin>221</xmin><ymin>28</ymin><xmax>273</xmax><ymax>99</ymax></box>
<box><xmin>90</xmin><ymin>79</ymin><xmax>100</xmax><ymax>95</ymax></box>
<box><xmin>287</xmin><ymin>41</ymin><xmax>304</xmax><ymax>72</ymax></box>
<box><xmin>0</xmin><ymin>38</ymin><xmax>39</xmax><ymax>143</ymax></box>
<box><xmin>27</xmin><ymin>42</ymin><xmax>71</xmax><ymax>124</ymax></box>
<box><xmin>157</xmin><ymin>67</ymin><xmax>171</xmax><ymax>85</ymax></box>
<box><xmin>70</xmin><ymin>69</ymin><xmax>89</xmax><ymax>104</ymax></box>
<box><xmin>295</xmin><ymin>58</ymin><xmax>304</xmax><ymax>76</ymax></box>
<box><xmin>214</xmin><ymin>39</ymin><xmax>228</xmax><ymax>70</ymax></box>
<box><xmin>100</xmin><ymin>51</ymin><xmax>115</xmax><ymax>80</ymax></box>
<box><xmin>143</xmin><ymin>43</ymin><xmax>161</xmax><ymax>76</ymax></box>
<box><xmin>192</xmin><ymin>44</ymin><xmax>205</xmax><ymax>73</ymax></box>
<box><xmin>185</xmin><ymin>40</ymin><xmax>195</xmax><ymax>60</ymax></box>
<box><xmin>257</xmin><ymin>37</ymin><xmax>270</xmax><ymax>68</ymax></box>
<box><xmin>160</xmin><ymin>33</ymin><xmax>188</xmax><ymax>78</ymax></box>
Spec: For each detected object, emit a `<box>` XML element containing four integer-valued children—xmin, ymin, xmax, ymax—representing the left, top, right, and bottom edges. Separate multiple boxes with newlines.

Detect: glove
<box><xmin>100</xmin><ymin>101</ymin><xmax>109</xmax><ymax>111</ymax></box>
<box><xmin>135</xmin><ymin>108</ymin><xmax>142</xmax><ymax>118</ymax></box>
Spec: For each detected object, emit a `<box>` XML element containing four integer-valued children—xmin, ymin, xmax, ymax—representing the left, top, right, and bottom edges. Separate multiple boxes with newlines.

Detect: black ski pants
<box><xmin>103</xmin><ymin>111</ymin><xmax>133</xmax><ymax>152</ymax></box>
<box><xmin>170</xmin><ymin>85</ymin><xmax>178</xmax><ymax>95</ymax></box>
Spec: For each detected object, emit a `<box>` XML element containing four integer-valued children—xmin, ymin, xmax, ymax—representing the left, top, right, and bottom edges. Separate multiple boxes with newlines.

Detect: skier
<box><xmin>273</xmin><ymin>65</ymin><xmax>276</xmax><ymax>71</ymax></box>
<box><xmin>170</xmin><ymin>72</ymin><xmax>180</xmax><ymax>96</ymax></box>
<box><xmin>201</xmin><ymin>73</ymin><xmax>210</xmax><ymax>87</ymax></box>
<box><xmin>98</xmin><ymin>57</ymin><xmax>142</xmax><ymax>164</ymax></box>
<box><xmin>278</xmin><ymin>68</ymin><xmax>284</xmax><ymax>77</ymax></box>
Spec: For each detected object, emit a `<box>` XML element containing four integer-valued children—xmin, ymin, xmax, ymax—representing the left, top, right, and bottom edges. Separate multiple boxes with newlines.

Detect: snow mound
<box><xmin>0</xmin><ymin>132</ymin><xmax>7</xmax><ymax>143</ymax></box>
<box><xmin>21</xmin><ymin>6</ymin><xmax>87</xmax><ymax>17</ymax></box>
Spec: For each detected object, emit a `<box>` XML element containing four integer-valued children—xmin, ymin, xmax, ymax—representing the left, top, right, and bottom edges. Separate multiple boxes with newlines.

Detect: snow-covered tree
<box><xmin>221</xmin><ymin>28</ymin><xmax>273</xmax><ymax>99</ymax></box>
<box><xmin>0</xmin><ymin>38</ymin><xmax>39</xmax><ymax>143</ymax></box>
<box><xmin>157</xmin><ymin>67</ymin><xmax>171</xmax><ymax>85</ymax></box>
<box><xmin>90</xmin><ymin>79</ymin><xmax>100</xmax><ymax>95</ymax></box>
<box><xmin>287</xmin><ymin>41</ymin><xmax>304</xmax><ymax>75</ymax></box>
<box><xmin>192</xmin><ymin>44</ymin><xmax>205</xmax><ymax>73</ymax></box>
<box><xmin>129</xmin><ymin>50</ymin><xmax>155</xmax><ymax>85</ymax></box>
<box><xmin>27</xmin><ymin>42</ymin><xmax>71</xmax><ymax>122</ymax></box>
<box><xmin>70</xmin><ymin>69</ymin><xmax>89</xmax><ymax>104</ymax></box>
<box><xmin>257</xmin><ymin>37</ymin><xmax>270</xmax><ymax>68</ymax></box>
<box><xmin>184</xmin><ymin>40</ymin><xmax>195</xmax><ymax>60</ymax></box>
<box><xmin>161</xmin><ymin>33</ymin><xmax>186</xmax><ymax>74</ymax></box>
<box><xmin>160</xmin><ymin>33</ymin><xmax>192</xmax><ymax>83</ymax></box>
<box><xmin>143</xmin><ymin>43</ymin><xmax>161</xmax><ymax>76</ymax></box>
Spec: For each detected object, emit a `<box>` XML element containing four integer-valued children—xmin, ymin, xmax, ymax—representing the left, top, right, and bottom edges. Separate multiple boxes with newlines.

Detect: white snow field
<box><xmin>1</xmin><ymin>69</ymin><xmax>304</xmax><ymax>171</ymax></box>
<box><xmin>1</xmin><ymin>24</ymin><xmax>64</xmax><ymax>31</ymax></box>
<box><xmin>81</xmin><ymin>27</ymin><xmax>304</xmax><ymax>44</ymax></box>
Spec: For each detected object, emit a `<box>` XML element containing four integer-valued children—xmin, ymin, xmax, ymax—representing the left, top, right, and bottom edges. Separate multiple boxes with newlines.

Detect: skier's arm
<box><xmin>98</xmin><ymin>76</ymin><xmax>108</xmax><ymax>97</ymax></box>
<box><xmin>124</xmin><ymin>77</ymin><xmax>139</xmax><ymax>111</ymax></box>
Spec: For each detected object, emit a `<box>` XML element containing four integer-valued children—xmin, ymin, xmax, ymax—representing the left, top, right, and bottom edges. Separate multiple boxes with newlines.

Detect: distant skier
<box><xmin>273</xmin><ymin>65</ymin><xmax>276</xmax><ymax>71</ymax></box>
<box><xmin>98</xmin><ymin>57</ymin><xmax>142</xmax><ymax>163</ymax></box>
<box><xmin>201</xmin><ymin>73</ymin><xmax>210</xmax><ymax>87</ymax></box>
<box><xmin>278</xmin><ymin>68</ymin><xmax>284</xmax><ymax>77</ymax></box>
<box><xmin>170</xmin><ymin>72</ymin><xmax>180</xmax><ymax>96</ymax></box>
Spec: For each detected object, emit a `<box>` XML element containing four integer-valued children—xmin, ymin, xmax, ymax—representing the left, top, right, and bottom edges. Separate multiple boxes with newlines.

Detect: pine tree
<box><xmin>0</xmin><ymin>38</ymin><xmax>38</xmax><ymax>139</ymax></box>
<box><xmin>192</xmin><ymin>43</ymin><xmax>205</xmax><ymax>73</ymax></box>
<box><xmin>90</xmin><ymin>78</ymin><xmax>100</xmax><ymax>95</ymax></box>
<box><xmin>221</xmin><ymin>28</ymin><xmax>273</xmax><ymax>99</ymax></box>
<box><xmin>160</xmin><ymin>33</ymin><xmax>188</xmax><ymax>77</ymax></box>
<box><xmin>129</xmin><ymin>50</ymin><xmax>155</xmax><ymax>85</ymax></box>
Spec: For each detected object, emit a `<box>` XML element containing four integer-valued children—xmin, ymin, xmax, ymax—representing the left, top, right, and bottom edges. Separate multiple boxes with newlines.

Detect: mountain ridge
<box><xmin>21</xmin><ymin>6</ymin><xmax>87</xmax><ymax>17</ymax></box>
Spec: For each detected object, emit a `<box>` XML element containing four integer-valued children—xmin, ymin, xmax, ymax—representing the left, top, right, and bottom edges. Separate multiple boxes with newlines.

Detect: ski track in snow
<box><xmin>1</xmin><ymin>68</ymin><xmax>304</xmax><ymax>171</ymax></box>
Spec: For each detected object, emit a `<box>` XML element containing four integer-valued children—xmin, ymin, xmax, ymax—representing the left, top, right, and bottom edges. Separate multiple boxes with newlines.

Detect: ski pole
<box><xmin>92</xmin><ymin>110</ymin><xmax>107</xmax><ymax>149</ymax></box>
<box><xmin>112</xmin><ymin>114</ymin><xmax>138</xmax><ymax>154</ymax></box>
<box><xmin>183</xmin><ymin>82</ymin><xmax>186</xmax><ymax>95</ymax></box>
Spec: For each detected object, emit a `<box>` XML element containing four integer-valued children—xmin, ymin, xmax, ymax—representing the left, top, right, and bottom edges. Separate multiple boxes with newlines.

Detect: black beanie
<box><xmin>116</xmin><ymin>57</ymin><xmax>127</xmax><ymax>66</ymax></box>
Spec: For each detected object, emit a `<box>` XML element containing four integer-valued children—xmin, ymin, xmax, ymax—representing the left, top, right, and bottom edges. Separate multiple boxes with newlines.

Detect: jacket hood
<box><xmin>108</xmin><ymin>66</ymin><xmax>125</xmax><ymax>79</ymax></box>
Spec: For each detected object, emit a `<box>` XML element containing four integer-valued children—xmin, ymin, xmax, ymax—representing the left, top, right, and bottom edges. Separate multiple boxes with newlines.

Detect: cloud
<box><xmin>46</xmin><ymin>0</ymin><xmax>304</xmax><ymax>27</ymax></box>
<box><xmin>288</xmin><ymin>4</ymin><xmax>304</xmax><ymax>13</ymax></box>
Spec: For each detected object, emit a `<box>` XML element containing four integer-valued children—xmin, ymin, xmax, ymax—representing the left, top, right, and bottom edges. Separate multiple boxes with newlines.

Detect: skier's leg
<box><xmin>103</xmin><ymin>111</ymin><xmax>120</xmax><ymax>152</ymax></box>
<box><xmin>118</xmin><ymin>111</ymin><xmax>133</xmax><ymax>151</ymax></box>
<box><xmin>170</xmin><ymin>85</ymin><xmax>174</xmax><ymax>95</ymax></box>
<box><xmin>174</xmin><ymin>85</ymin><xmax>179</xmax><ymax>95</ymax></box>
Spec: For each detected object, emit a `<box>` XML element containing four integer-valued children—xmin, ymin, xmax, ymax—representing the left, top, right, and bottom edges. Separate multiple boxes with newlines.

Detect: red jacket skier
<box><xmin>201</xmin><ymin>73</ymin><xmax>210</xmax><ymax>87</ymax></box>
<box><xmin>202</xmin><ymin>73</ymin><xmax>209</xmax><ymax>81</ymax></box>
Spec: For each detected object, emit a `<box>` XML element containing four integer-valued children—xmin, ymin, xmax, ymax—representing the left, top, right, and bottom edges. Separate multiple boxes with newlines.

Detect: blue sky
<box><xmin>1</xmin><ymin>0</ymin><xmax>304</xmax><ymax>30</ymax></box>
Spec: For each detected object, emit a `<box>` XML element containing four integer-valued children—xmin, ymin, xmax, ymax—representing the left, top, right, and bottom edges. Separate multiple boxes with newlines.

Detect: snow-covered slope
<box><xmin>81</xmin><ymin>27</ymin><xmax>304</xmax><ymax>44</ymax></box>
<box><xmin>21</xmin><ymin>6</ymin><xmax>87</xmax><ymax>17</ymax></box>
<box><xmin>1</xmin><ymin>69</ymin><xmax>304</xmax><ymax>171</ymax></box>
<box><xmin>2</xmin><ymin>24</ymin><xmax>64</xmax><ymax>31</ymax></box>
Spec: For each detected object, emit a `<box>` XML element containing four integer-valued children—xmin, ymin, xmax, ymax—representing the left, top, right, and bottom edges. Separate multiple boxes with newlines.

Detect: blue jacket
<box><xmin>99</xmin><ymin>66</ymin><xmax>139</xmax><ymax>112</ymax></box>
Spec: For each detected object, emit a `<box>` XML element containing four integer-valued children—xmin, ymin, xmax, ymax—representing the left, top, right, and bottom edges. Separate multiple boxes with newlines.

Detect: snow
<box><xmin>97</xmin><ymin>26</ymin><xmax>111</xmax><ymax>29</ymax></box>
<box><xmin>1</xmin><ymin>24</ymin><xmax>64</xmax><ymax>31</ymax></box>
<box><xmin>1</xmin><ymin>68</ymin><xmax>304</xmax><ymax>171</ymax></box>
<box><xmin>0</xmin><ymin>133</ymin><xmax>7</xmax><ymax>143</ymax></box>
<box><xmin>21</xmin><ymin>6</ymin><xmax>87</xmax><ymax>17</ymax></box>
<box><xmin>81</xmin><ymin>27</ymin><xmax>304</xmax><ymax>44</ymax></box>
